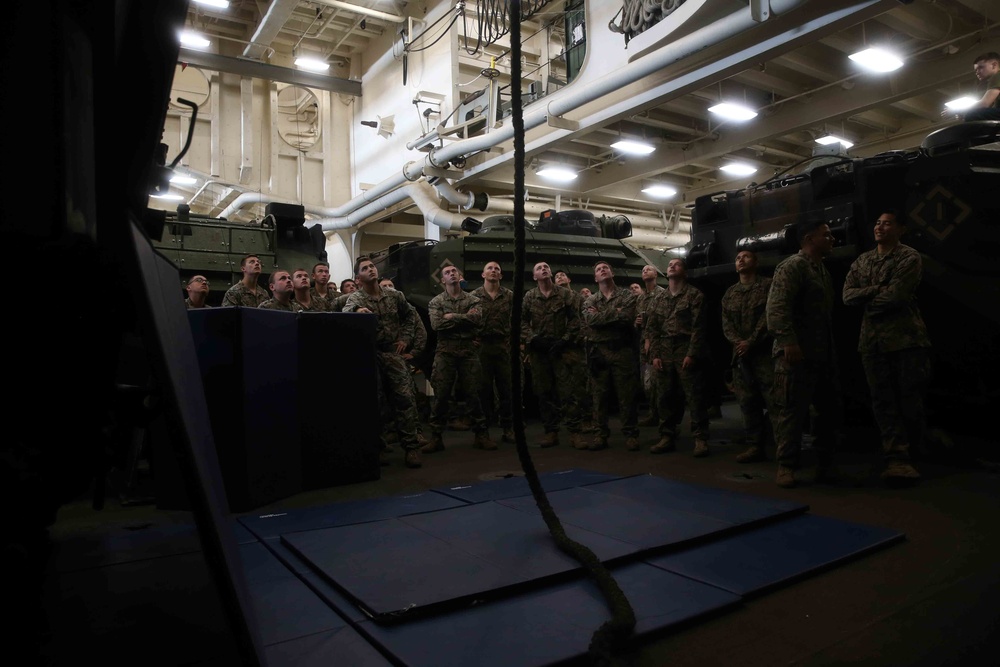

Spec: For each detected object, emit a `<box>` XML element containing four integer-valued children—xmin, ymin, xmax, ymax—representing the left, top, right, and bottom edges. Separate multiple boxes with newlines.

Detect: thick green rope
<box><xmin>506</xmin><ymin>2</ymin><xmax>636</xmax><ymax>664</ymax></box>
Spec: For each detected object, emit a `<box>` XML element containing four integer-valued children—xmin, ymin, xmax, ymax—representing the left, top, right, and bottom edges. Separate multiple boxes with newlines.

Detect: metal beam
<box><xmin>177</xmin><ymin>48</ymin><xmax>362</xmax><ymax>96</ymax></box>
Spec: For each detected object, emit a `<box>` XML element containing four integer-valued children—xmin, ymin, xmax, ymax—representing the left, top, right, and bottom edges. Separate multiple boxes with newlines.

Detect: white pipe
<box><xmin>314</xmin><ymin>180</ymin><xmax>467</xmax><ymax>232</ymax></box>
<box><xmin>430</xmin><ymin>179</ymin><xmax>477</xmax><ymax>209</ymax></box>
<box><xmin>627</xmin><ymin>227</ymin><xmax>690</xmax><ymax>247</ymax></box>
<box><xmin>479</xmin><ymin>198</ymin><xmax>690</xmax><ymax>231</ymax></box>
<box><xmin>312</xmin><ymin>0</ymin><xmax>405</xmax><ymax>23</ymax></box>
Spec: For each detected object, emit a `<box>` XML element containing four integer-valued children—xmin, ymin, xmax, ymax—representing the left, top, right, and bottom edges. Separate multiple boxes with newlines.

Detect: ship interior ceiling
<box><xmin>167</xmin><ymin>0</ymin><xmax>1000</xmax><ymax>243</ymax></box>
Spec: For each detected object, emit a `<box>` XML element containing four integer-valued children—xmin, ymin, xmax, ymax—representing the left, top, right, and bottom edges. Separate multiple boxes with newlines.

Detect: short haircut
<box><xmin>593</xmin><ymin>261</ymin><xmax>612</xmax><ymax>272</ymax></box>
<box><xmin>554</xmin><ymin>269</ymin><xmax>568</xmax><ymax>276</ymax></box>
<box><xmin>311</xmin><ymin>262</ymin><xmax>329</xmax><ymax>274</ymax></box>
<box><xmin>440</xmin><ymin>261</ymin><xmax>456</xmax><ymax>270</ymax></box>
<box><xmin>240</xmin><ymin>254</ymin><xmax>259</xmax><ymax>268</ymax></box>
<box><xmin>797</xmin><ymin>219</ymin><xmax>827</xmax><ymax>244</ymax></box>
<box><xmin>880</xmin><ymin>208</ymin><xmax>906</xmax><ymax>225</ymax></box>
<box><xmin>340</xmin><ymin>278</ymin><xmax>356</xmax><ymax>291</ymax></box>
<box><xmin>973</xmin><ymin>51</ymin><xmax>1000</xmax><ymax>65</ymax></box>
<box><xmin>668</xmin><ymin>257</ymin><xmax>687</xmax><ymax>269</ymax></box>
<box><xmin>269</xmin><ymin>269</ymin><xmax>289</xmax><ymax>285</ymax></box>
<box><xmin>292</xmin><ymin>267</ymin><xmax>310</xmax><ymax>278</ymax></box>
<box><xmin>353</xmin><ymin>255</ymin><xmax>372</xmax><ymax>276</ymax></box>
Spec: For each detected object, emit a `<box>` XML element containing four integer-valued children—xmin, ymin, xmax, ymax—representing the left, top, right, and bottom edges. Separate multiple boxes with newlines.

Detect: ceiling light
<box><xmin>151</xmin><ymin>193</ymin><xmax>184</xmax><ymax>201</ymax></box>
<box><xmin>816</xmin><ymin>135</ymin><xmax>854</xmax><ymax>149</ymax></box>
<box><xmin>720</xmin><ymin>163</ymin><xmax>757</xmax><ymax>176</ymax></box>
<box><xmin>192</xmin><ymin>0</ymin><xmax>230</xmax><ymax>8</ymax></box>
<box><xmin>179</xmin><ymin>31</ymin><xmax>211</xmax><ymax>49</ymax></box>
<box><xmin>169</xmin><ymin>175</ymin><xmax>197</xmax><ymax>185</ymax></box>
<box><xmin>944</xmin><ymin>96</ymin><xmax>977</xmax><ymax>111</ymax></box>
<box><xmin>611</xmin><ymin>140</ymin><xmax>655</xmax><ymax>155</ymax></box>
<box><xmin>848</xmin><ymin>47</ymin><xmax>904</xmax><ymax>73</ymax></box>
<box><xmin>708</xmin><ymin>102</ymin><xmax>758</xmax><ymax>121</ymax></box>
<box><xmin>295</xmin><ymin>56</ymin><xmax>330</xmax><ymax>73</ymax></box>
<box><xmin>641</xmin><ymin>184</ymin><xmax>677</xmax><ymax>198</ymax></box>
<box><xmin>537</xmin><ymin>167</ymin><xmax>578</xmax><ymax>182</ymax></box>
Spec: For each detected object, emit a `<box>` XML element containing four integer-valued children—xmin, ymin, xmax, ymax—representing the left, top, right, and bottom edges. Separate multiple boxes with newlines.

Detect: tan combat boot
<box><xmin>570</xmin><ymin>432</ymin><xmax>588</xmax><ymax>450</ymax></box>
<box><xmin>420</xmin><ymin>433</ymin><xmax>445</xmax><ymax>453</ymax></box>
<box><xmin>587</xmin><ymin>435</ymin><xmax>609</xmax><ymax>451</ymax></box>
<box><xmin>625</xmin><ymin>437</ymin><xmax>640</xmax><ymax>451</ymax></box>
<box><xmin>538</xmin><ymin>431</ymin><xmax>559</xmax><ymax>448</ymax></box>
<box><xmin>474</xmin><ymin>432</ymin><xmax>498</xmax><ymax>451</ymax></box>
<box><xmin>776</xmin><ymin>465</ymin><xmax>796</xmax><ymax>488</ymax></box>
<box><xmin>735</xmin><ymin>446</ymin><xmax>765</xmax><ymax>463</ymax></box>
<box><xmin>693</xmin><ymin>439</ymin><xmax>710</xmax><ymax>458</ymax></box>
<box><xmin>650</xmin><ymin>436</ymin><xmax>675</xmax><ymax>454</ymax></box>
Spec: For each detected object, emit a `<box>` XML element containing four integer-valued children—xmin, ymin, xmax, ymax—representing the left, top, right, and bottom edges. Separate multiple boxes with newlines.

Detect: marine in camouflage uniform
<box><xmin>583</xmin><ymin>262</ymin><xmax>640</xmax><ymax>451</ymax></box>
<box><xmin>258</xmin><ymin>269</ymin><xmax>303</xmax><ymax>312</ymax></box>
<box><xmin>292</xmin><ymin>268</ymin><xmax>332</xmax><ymax>312</ymax></box>
<box><xmin>843</xmin><ymin>211</ymin><xmax>930</xmax><ymax>481</ymax></box>
<box><xmin>766</xmin><ymin>222</ymin><xmax>842</xmax><ymax>487</ymax></box>
<box><xmin>345</xmin><ymin>257</ymin><xmax>422</xmax><ymax>468</ymax></box>
<box><xmin>471</xmin><ymin>261</ymin><xmax>515</xmax><ymax>441</ymax></box>
<box><xmin>721</xmin><ymin>251</ymin><xmax>776</xmax><ymax>463</ymax></box>
<box><xmin>423</xmin><ymin>264</ymin><xmax>495</xmax><ymax>452</ymax></box>
<box><xmin>635</xmin><ymin>266</ymin><xmax>664</xmax><ymax>425</ymax></box>
<box><xmin>185</xmin><ymin>275</ymin><xmax>212</xmax><ymax>309</ymax></box>
<box><xmin>309</xmin><ymin>262</ymin><xmax>340</xmax><ymax>306</ymax></box>
<box><xmin>644</xmin><ymin>258</ymin><xmax>710</xmax><ymax>456</ymax></box>
<box><xmin>521</xmin><ymin>262</ymin><xmax>588</xmax><ymax>448</ymax></box>
<box><xmin>222</xmin><ymin>254</ymin><xmax>270</xmax><ymax>307</ymax></box>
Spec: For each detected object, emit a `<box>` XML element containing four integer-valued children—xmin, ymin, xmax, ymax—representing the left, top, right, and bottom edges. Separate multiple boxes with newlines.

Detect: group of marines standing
<box><xmin>189</xmin><ymin>208</ymin><xmax>931</xmax><ymax>487</ymax></box>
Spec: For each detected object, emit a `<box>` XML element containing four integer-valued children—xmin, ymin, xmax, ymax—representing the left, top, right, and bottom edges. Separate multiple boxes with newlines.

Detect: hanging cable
<box><xmin>507</xmin><ymin>2</ymin><xmax>635</xmax><ymax>665</ymax></box>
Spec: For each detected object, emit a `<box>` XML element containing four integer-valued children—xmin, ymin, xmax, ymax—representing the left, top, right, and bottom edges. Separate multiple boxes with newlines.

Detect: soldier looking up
<box><xmin>644</xmin><ymin>258</ymin><xmax>710</xmax><ymax>457</ymax></box>
<box><xmin>471</xmin><ymin>261</ymin><xmax>516</xmax><ymax>443</ymax></box>
<box><xmin>185</xmin><ymin>275</ymin><xmax>211</xmax><ymax>309</ymax></box>
<box><xmin>636</xmin><ymin>265</ymin><xmax>665</xmax><ymax>427</ymax></box>
<box><xmin>258</xmin><ymin>269</ymin><xmax>303</xmax><ymax>312</ymax></box>
<box><xmin>422</xmin><ymin>263</ymin><xmax>496</xmax><ymax>453</ymax></box>
<box><xmin>222</xmin><ymin>254</ymin><xmax>270</xmax><ymax>307</ymax></box>
<box><xmin>521</xmin><ymin>261</ymin><xmax>588</xmax><ymax>449</ymax></box>
<box><xmin>310</xmin><ymin>262</ymin><xmax>339</xmax><ymax>305</ymax></box>
<box><xmin>721</xmin><ymin>250</ymin><xmax>776</xmax><ymax>463</ymax></box>
<box><xmin>331</xmin><ymin>278</ymin><xmax>357</xmax><ymax>312</ymax></box>
<box><xmin>344</xmin><ymin>256</ymin><xmax>423</xmax><ymax>468</ymax></box>
<box><xmin>766</xmin><ymin>221</ymin><xmax>842</xmax><ymax>488</ymax></box>
<box><xmin>293</xmin><ymin>268</ymin><xmax>331</xmax><ymax>312</ymax></box>
<box><xmin>843</xmin><ymin>210</ymin><xmax>931</xmax><ymax>482</ymax></box>
<box><xmin>583</xmin><ymin>261</ymin><xmax>640</xmax><ymax>451</ymax></box>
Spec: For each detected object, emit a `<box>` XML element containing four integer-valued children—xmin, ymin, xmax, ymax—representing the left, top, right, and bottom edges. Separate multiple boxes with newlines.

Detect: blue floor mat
<box><xmin>357</xmin><ymin>561</ymin><xmax>740</xmax><ymax>667</ymax></box>
<box><xmin>430</xmin><ymin>468</ymin><xmax>621</xmax><ymax>503</ymax></box>
<box><xmin>644</xmin><ymin>512</ymin><xmax>905</xmax><ymax>596</ymax></box>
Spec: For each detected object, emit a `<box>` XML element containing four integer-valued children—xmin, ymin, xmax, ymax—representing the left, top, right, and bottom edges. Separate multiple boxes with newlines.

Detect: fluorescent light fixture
<box><xmin>720</xmin><ymin>163</ymin><xmax>758</xmax><ymax>176</ymax></box>
<box><xmin>848</xmin><ymin>47</ymin><xmax>903</xmax><ymax>73</ymax></box>
<box><xmin>193</xmin><ymin>0</ymin><xmax>230</xmax><ymax>8</ymax></box>
<box><xmin>294</xmin><ymin>56</ymin><xmax>330</xmax><ymax>72</ymax></box>
<box><xmin>151</xmin><ymin>193</ymin><xmax>184</xmax><ymax>201</ymax></box>
<box><xmin>641</xmin><ymin>184</ymin><xmax>677</xmax><ymax>198</ymax></box>
<box><xmin>816</xmin><ymin>135</ymin><xmax>854</xmax><ymax>149</ymax></box>
<box><xmin>179</xmin><ymin>31</ymin><xmax>211</xmax><ymax>49</ymax></box>
<box><xmin>537</xmin><ymin>167</ymin><xmax>578</xmax><ymax>182</ymax></box>
<box><xmin>169</xmin><ymin>175</ymin><xmax>197</xmax><ymax>185</ymax></box>
<box><xmin>708</xmin><ymin>102</ymin><xmax>758</xmax><ymax>121</ymax></box>
<box><xmin>945</xmin><ymin>96</ymin><xmax>977</xmax><ymax>111</ymax></box>
<box><xmin>611</xmin><ymin>139</ymin><xmax>655</xmax><ymax>155</ymax></box>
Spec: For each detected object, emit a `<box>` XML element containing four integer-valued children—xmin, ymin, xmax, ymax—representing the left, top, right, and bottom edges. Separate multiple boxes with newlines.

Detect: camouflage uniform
<box><xmin>583</xmin><ymin>287</ymin><xmax>640</xmax><ymax>439</ymax></box>
<box><xmin>330</xmin><ymin>293</ymin><xmax>352</xmax><ymax>312</ymax></box>
<box><xmin>221</xmin><ymin>281</ymin><xmax>269</xmax><ymax>307</ymax></box>
<box><xmin>843</xmin><ymin>243</ymin><xmax>931</xmax><ymax>462</ymax></box>
<box><xmin>521</xmin><ymin>285</ymin><xmax>587</xmax><ymax>436</ymax></box>
<box><xmin>428</xmin><ymin>290</ymin><xmax>488</xmax><ymax>437</ymax></box>
<box><xmin>310</xmin><ymin>285</ymin><xmax>340</xmax><ymax>307</ymax></box>
<box><xmin>295</xmin><ymin>293</ymin><xmax>332</xmax><ymax>312</ymax></box>
<box><xmin>258</xmin><ymin>298</ymin><xmax>304</xmax><ymax>313</ymax></box>
<box><xmin>721</xmin><ymin>276</ymin><xmax>777</xmax><ymax>449</ymax></box>
<box><xmin>766</xmin><ymin>253</ymin><xmax>842</xmax><ymax>469</ymax></box>
<box><xmin>636</xmin><ymin>286</ymin><xmax>664</xmax><ymax>417</ymax></box>
<box><xmin>644</xmin><ymin>283</ymin><xmax>710</xmax><ymax>442</ymax></box>
<box><xmin>471</xmin><ymin>285</ymin><xmax>514</xmax><ymax>431</ymax></box>
<box><xmin>185</xmin><ymin>299</ymin><xmax>211</xmax><ymax>310</ymax></box>
<box><xmin>344</xmin><ymin>287</ymin><xmax>421</xmax><ymax>452</ymax></box>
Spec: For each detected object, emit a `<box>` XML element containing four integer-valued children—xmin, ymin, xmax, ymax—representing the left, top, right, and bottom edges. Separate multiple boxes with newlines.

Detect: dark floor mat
<box><xmin>429</xmin><ymin>468</ymin><xmax>621</xmax><ymax>503</ymax></box>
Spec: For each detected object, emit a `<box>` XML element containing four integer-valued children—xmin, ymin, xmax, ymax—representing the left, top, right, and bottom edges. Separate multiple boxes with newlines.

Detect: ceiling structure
<box><xmin>179</xmin><ymin>0</ymin><xmax>999</xmax><ymax>232</ymax></box>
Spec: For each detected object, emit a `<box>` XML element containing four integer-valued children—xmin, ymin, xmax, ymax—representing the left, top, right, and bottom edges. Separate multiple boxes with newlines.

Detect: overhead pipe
<box><xmin>312</xmin><ymin>0</ymin><xmax>406</xmax><ymax>23</ymax></box>
<box><xmin>478</xmin><ymin>197</ymin><xmax>691</xmax><ymax>232</ymax></box>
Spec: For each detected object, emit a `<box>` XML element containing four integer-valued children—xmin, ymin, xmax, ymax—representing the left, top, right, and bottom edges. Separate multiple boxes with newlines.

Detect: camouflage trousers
<box><xmin>771</xmin><ymin>356</ymin><xmax>842</xmax><ymax>469</ymax></box>
<box><xmin>732</xmin><ymin>350</ymin><xmax>778</xmax><ymax>449</ymax></box>
<box><xmin>588</xmin><ymin>343</ymin><xmax>640</xmax><ymax>438</ymax></box>
<box><xmin>653</xmin><ymin>357</ymin><xmax>709</xmax><ymax>440</ymax></box>
<box><xmin>478</xmin><ymin>340</ymin><xmax>513</xmax><ymax>429</ymax></box>
<box><xmin>377</xmin><ymin>351</ymin><xmax>420</xmax><ymax>450</ymax></box>
<box><xmin>528</xmin><ymin>345</ymin><xmax>587</xmax><ymax>434</ymax></box>
<box><xmin>862</xmin><ymin>347</ymin><xmax>930</xmax><ymax>461</ymax></box>
<box><xmin>430</xmin><ymin>347</ymin><xmax>487</xmax><ymax>435</ymax></box>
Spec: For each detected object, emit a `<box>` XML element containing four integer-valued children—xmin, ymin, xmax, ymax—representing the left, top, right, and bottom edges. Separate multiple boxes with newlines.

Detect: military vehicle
<box><xmin>148</xmin><ymin>202</ymin><xmax>328</xmax><ymax>305</ymax></box>
<box><xmin>374</xmin><ymin>121</ymin><xmax>1000</xmax><ymax>443</ymax></box>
